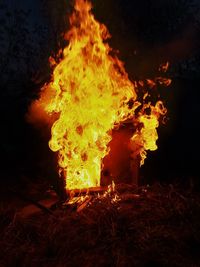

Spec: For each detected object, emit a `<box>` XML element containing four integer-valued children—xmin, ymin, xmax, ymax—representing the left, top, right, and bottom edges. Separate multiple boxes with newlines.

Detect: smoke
<box><xmin>27</xmin><ymin>101</ymin><xmax>48</xmax><ymax>127</ymax></box>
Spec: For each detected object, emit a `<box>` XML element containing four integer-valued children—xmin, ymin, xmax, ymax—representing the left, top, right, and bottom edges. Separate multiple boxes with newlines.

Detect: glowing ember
<box><xmin>29</xmin><ymin>0</ymin><xmax>171</xmax><ymax>190</ymax></box>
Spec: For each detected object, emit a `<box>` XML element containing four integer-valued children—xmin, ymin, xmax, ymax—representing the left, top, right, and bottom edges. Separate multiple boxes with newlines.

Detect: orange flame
<box><xmin>30</xmin><ymin>0</ymin><xmax>170</xmax><ymax>190</ymax></box>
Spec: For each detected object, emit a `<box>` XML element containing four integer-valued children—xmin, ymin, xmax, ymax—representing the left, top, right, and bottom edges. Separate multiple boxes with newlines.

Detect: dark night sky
<box><xmin>1</xmin><ymin>0</ymin><xmax>200</xmax><ymax>188</ymax></box>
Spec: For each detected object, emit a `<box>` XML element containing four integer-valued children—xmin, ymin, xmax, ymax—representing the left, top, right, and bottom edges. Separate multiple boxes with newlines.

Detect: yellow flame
<box><xmin>130</xmin><ymin>101</ymin><xmax>167</xmax><ymax>165</ymax></box>
<box><xmin>31</xmin><ymin>0</ymin><xmax>170</xmax><ymax>190</ymax></box>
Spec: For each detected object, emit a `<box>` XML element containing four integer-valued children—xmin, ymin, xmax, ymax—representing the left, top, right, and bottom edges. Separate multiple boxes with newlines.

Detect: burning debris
<box><xmin>29</xmin><ymin>0</ymin><xmax>171</xmax><ymax>192</ymax></box>
<box><xmin>65</xmin><ymin>182</ymin><xmax>142</xmax><ymax>213</ymax></box>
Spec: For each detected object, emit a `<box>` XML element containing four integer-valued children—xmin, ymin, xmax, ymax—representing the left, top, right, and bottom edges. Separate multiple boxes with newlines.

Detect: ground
<box><xmin>0</xmin><ymin>183</ymin><xmax>200</xmax><ymax>267</ymax></box>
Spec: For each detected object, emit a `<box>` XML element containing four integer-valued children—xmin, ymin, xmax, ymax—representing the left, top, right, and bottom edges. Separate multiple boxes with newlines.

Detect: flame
<box><xmin>130</xmin><ymin>101</ymin><xmax>167</xmax><ymax>165</ymax></box>
<box><xmin>30</xmin><ymin>0</ymin><xmax>170</xmax><ymax>190</ymax></box>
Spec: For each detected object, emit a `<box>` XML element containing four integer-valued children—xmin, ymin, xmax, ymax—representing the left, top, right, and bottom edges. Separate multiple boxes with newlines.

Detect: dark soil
<box><xmin>0</xmin><ymin>183</ymin><xmax>200</xmax><ymax>267</ymax></box>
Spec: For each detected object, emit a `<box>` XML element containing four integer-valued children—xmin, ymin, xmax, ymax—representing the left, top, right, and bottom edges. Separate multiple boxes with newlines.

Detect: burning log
<box><xmin>76</xmin><ymin>196</ymin><xmax>92</xmax><ymax>212</ymax></box>
<box><xmin>65</xmin><ymin>183</ymin><xmax>138</xmax><ymax>197</ymax></box>
<box><xmin>66</xmin><ymin>186</ymin><xmax>108</xmax><ymax>196</ymax></box>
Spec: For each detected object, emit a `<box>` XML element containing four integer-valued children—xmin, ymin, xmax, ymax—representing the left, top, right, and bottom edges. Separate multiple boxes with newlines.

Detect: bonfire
<box><xmin>29</xmin><ymin>0</ymin><xmax>170</xmax><ymax>199</ymax></box>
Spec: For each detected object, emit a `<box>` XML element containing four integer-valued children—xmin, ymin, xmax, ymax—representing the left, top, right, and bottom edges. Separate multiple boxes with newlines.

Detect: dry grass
<box><xmin>0</xmin><ymin>183</ymin><xmax>200</xmax><ymax>267</ymax></box>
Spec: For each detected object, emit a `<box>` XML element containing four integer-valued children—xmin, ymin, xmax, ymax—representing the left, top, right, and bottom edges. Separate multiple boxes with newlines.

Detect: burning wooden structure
<box><xmin>28</xmin><ymin>0</ymin><xmax>170</xmax><ymax>196</ymax></box>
